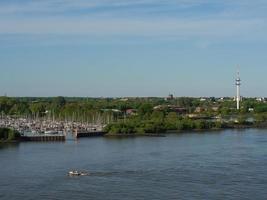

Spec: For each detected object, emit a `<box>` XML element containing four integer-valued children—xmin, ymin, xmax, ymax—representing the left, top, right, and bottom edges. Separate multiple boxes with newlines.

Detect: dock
<box><xmin>20</xmin><ymin>135</ymin><xmax>65</xmax><ymax>142</ymax></box>
<box><xmin>76</xmin><ymin>131</ymin><xmax>106</xmax><ymax>138</ymax></box>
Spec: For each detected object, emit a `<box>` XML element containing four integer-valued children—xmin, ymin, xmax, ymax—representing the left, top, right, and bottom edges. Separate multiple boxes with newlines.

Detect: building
<box><xmin>165</xmin><ymin>94</ymin><xmax>174</xmax><ymax>101</ymax></box>
<box><xmin>126</xmin><ymin>109</ymin><xmax>138</xmax><ymax>116</ymax></box>
<box><xmin>153</xmin><ymin>105</ymin><xmax>187</xmax><ymax>114</ymax></box>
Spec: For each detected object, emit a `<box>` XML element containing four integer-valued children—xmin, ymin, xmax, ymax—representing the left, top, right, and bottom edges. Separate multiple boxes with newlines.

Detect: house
<box><xmin>256</xmin><ymin>97</ymin><xmax>265</xmax><ymax>102</ymax></box>
<box><xmin>248</xmin><ymin>108</ymin><xmax>254</xmax><ymax>112</ymax></box>
<box><xmin>169</xmin><ymin>106</ymin><xmax>187</xmax><ymax>114</ymax></box>
<box><xmin>195</xmin><ymin>107</ymin><xmax>205</xmax><ymax>113</ymax></box>
<box><xmin>211</xmin><ymin>106</ymin><xmax>219</xmax><ymax>112</ymax></box>
<box><xmin>153</xmin><ymin>105</ymin><xmax>187</xmax><ymax>114</ymax></box>
<box><xmin>126</xmin><ymin>109</ymin><xmax>138</xmax><ymax>116</ymax></box>
<box><xmin>119</xmin><ymin>98</ymin><xmax>129</xmax><ymax>102</ymax></box>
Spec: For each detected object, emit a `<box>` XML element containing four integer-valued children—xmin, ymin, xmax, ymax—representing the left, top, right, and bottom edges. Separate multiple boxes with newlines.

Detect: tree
<box><xmin>29</xmin><ymin>103</ymin><xmax>45</xmax><ymax>117</ymax></box>
<box><xmin>165</xmin><ymin>112</ymin><xmax>178</xmax><ymax>130</ymax></box>
<box><xmin>195</xmin><ymin>120</ymin><xmax>206</xmax><ymax>130</ymax></box>
<box><xmin>151</xmin><ymin>111</ymin><xmax>165</xmax><ymax>123</ymax></box>
<box><xmin>255</xmin><ymin>113</ymin><xmax>267</xmax><ymax>123</ymax></box>
<box><xmin>237</xmin><ymin>114</ymin><xmax>246</xmax><ymax>124</ymax></box>
<box><xmin>138</xmin><ymin>103</ymin><xmax>153</xmax><ymax>118</ymax></box>
<box><xmin>53</xmin><ymin>96</ymin><xmax>66</xmax><ymax>107</ymax></box>
<box><xmin>0</xmin><ymin>128</ymin><xmax>20</xmax><ymax>142</ymax></box>
<box><xmin>9</xmin><ymin>102</ymin><xmax>31</xmax><ymax>115</ymax></box>
<box><xmin>176</xmin><ymin>120</ymin><xmax>185</xmax><ymax>130</ymax></box>
<box><xmin>176</xmin><ymin>97</ymin><xmax>194</xmax><ymax>107</ymax></box>
<box><xmin>0</xmin><ymin>97</ymin><xmax>16</xmax><ymax>114</ymax></box>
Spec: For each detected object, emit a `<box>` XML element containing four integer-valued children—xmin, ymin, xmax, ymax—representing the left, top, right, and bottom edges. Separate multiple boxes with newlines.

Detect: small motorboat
<box><xmin>68</xmin><ymin>170</ymin><xmax>89</xmax><ymax>176</ymax></box>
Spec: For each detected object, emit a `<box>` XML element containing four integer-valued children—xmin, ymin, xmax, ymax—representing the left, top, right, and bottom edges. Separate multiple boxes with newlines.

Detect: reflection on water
<box><xmin>0</xmin><ymin>129</ymin><xmax>267</xmax><ymax>200</ymax></box>
<box><xmin>0</xmin><ymin>142</ymin><xmax>20</xmax><ymax>150</ymax></box>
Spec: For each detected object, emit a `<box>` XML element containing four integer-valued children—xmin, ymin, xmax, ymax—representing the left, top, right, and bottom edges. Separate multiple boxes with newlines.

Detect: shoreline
<box><xmin>104</xmin><ymin>125</ymin><xmax>267</xmax><ymax>138</ymax></box>
<box><xmin>1</xmin><ymin>125</ymin><xmax>267</xmax><ymax>143</ymax></box>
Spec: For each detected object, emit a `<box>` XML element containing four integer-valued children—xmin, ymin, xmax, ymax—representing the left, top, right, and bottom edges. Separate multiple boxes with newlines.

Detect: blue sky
<box><xmin>0</xmin><ymin>0</ymin><xmax>267</xmax><ymax>97</ymax></box>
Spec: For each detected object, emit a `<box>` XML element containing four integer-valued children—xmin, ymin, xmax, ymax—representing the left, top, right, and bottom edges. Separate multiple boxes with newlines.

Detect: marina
<box><xmin>0</xmin><ymin>115</ymin><xmax>106</xmax><ymax>140</ymax></box>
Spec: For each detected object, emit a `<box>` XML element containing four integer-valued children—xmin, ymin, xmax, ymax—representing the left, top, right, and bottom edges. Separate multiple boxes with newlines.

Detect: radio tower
<box><xmin>235</xmin><ymin>69</ymin><xmax>241</xmax><ymax>110</ymax></box>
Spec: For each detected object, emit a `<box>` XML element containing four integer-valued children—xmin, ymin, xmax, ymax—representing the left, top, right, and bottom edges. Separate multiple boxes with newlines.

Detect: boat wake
<box><xmin>68</xmin><ymin>170</ymin><xmax>149</xmax><ymax>177</ymax></box>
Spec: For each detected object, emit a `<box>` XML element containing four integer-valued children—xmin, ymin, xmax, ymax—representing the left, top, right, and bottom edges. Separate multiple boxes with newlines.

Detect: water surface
<box><xmin>1</xmin><ymin>129</ymin><xmax>267</xmax><ymax>200</ymax></box>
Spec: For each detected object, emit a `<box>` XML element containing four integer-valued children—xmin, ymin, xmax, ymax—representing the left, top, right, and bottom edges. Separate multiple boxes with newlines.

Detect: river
<box><xmin>0</xmin><ymin>129</ymin><xmax>267</xmax><ymax>200</ymax></box>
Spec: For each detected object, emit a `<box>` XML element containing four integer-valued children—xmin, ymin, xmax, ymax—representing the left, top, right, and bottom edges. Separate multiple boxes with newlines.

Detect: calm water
<box><xmin>1</xmin><ymin>129</ymin><xmax>267</xmax><ymax>200</ymax></box>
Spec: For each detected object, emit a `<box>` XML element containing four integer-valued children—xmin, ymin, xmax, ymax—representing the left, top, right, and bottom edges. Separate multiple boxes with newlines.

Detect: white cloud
<box><xmin>0</xmin><ymin>0</ymin><xmax>266</xmax><ymax>42</ymax></box>
<box><xmin>0</xmin><ymin>0</ymin><xmax>207</xmax><ymax>14</ymax></box>
<box><xmin>1</xmin><ymin>0</ymin><xmax>266</xmax><ymax>16</ymax></box>
<box><xmin>0</xmin><ymin>17</ymin><xmax>264</xmax><ymax>39</ymax></box>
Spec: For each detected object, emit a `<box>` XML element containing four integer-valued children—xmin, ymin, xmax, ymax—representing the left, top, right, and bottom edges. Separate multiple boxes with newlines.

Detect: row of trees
<box><xmin>2</xmin><ymin>96</ymin><xmax>267</xmax><ymax>116</ymax></box>
<box><xmin>0</xmin><ymin>96</ymin><xmax>116</xmax><ymax>123</ymax></box>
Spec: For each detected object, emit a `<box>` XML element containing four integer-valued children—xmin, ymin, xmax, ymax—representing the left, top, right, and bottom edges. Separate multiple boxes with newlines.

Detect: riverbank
<box><xmin>1</xmin><ymin>122</ymin><xmax>267</xmax><ymax>142</ymax></box>
<box><xmin>104</xmin><ymin>121</ymin><xmax>267</xmax><ymax>137</ymax></box>
<box><xmin>103</xmin><ymin>118</ymin><xmax>267</xmax><ymax>136</ymax></box>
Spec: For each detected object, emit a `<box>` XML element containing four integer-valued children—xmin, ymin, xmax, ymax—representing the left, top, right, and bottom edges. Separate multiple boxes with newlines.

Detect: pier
<box><xmin>20</xmin><ymin>135</ymin><xmax>65</xmax><ymax>142</ymax></box>
<box><xmin>75</xmin><ymin>131</ymin><xmax>106</xmax><ymax>138</ymax></box>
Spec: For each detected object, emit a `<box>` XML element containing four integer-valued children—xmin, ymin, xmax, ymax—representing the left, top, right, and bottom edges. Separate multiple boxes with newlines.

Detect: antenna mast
<box><xmin>235</xmin><ymin>67</ymin><xmax>241</xmax><ymax>110</ymax></box>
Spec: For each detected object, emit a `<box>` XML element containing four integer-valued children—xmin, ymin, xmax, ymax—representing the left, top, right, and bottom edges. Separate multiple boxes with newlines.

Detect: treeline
<box><xmin>104</xmin><ymin>111</ymin><xmax>225</xmax><ymax>135</ymax></box>
<box><xmin>0</xmin><ymin>128</ymin><xmax>20</xmax><ymax>143</ymax></box>
<box><xmin>0</xmin><ymin>96</ymin><xmax>118</xmax><ymax>123</ymax></box>
<box><xmin>2</xmin><ymin>96</ymin><xmax>267</xmax><ymax>116</ymax></box>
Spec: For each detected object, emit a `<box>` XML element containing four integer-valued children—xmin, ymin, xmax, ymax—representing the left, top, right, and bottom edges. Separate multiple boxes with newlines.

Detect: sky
<box><xmin>0</xmin><ymin>0</ymin><xmax>267</xmax><ymax>97</ymax></box>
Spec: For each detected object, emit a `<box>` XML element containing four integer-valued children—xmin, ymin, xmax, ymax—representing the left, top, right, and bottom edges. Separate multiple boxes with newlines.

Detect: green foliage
<box><xmin>30</xmin><ymin>103</ymin><xmax>46</xmax><ymax>117</ymax></box>
<box><xmin>0</xmin><ymin>128</ymin><xmax>20</xmax><ymax>142</ymax></box>
<box><xmin>104</xmin><ymin>115</ymin><xmax>224</xmax><ymax>135</ymax></box>
<box><xmin>164</xmin><ymin>112</ymin><xmax>178</xmax><ymax>130</ymax></box>
<box><xmin>0</xmin><ymin>97</ymin><xmax>16</xmax><ymax>114</ymax></box>
<box><xmin>151</xmin><ymin>111</ymin><xmax>165</xmax><ymax>123</ymax></box>
<box><xmin>9</xmin><ymin>102</ymin><xmax>31</xmax><ymax>115</ymax></box>
<box><xmin>104</xmin><ymin>118</ymin><xmax>166</xmax><ymax>135</ymax></box>
<box><xmin>236</xmin><ymin>114</ymin><xmax>247</xmax><ymax>124</ymax></box>
<box><xmin>138</xmin><ymin>103</ymin><xmax>153</xmax><ymax>118</ymax></box>
<box><xmin>176</xmin><ymin>97</ymin><xmax>194</xmax><ymax>107</ymax></box>
<box><xmin>254</xmin><ymin>104</ymin><xmax>267</xmax><ymax>113</ymax></box>
<box><xmin>194</xmin><ymin>120</ymin><xmax>206</xmax><ymax>130</ymax></box>
<box><xmin>52</xmin><ymin>96</ymin><xmax>66</xmax><ymax>107</ymax></box>
<box><xmin>255</xmin><ymin>113</ymin><xmax>267</xmax><ymax>123</ymax></box>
